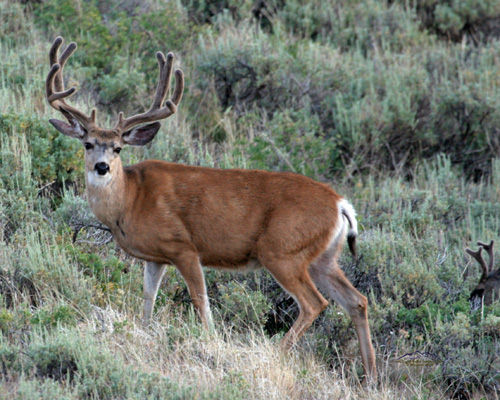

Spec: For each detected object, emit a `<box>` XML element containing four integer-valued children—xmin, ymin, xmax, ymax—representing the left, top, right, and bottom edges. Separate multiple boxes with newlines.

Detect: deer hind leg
<box><xmin>143</xmin><ymin>262</ymin><xmax>167</xmax><ymax>325</ymax></box>
<box><xmin>173</xmin><ymin>250</ymin><xmax>213</xmax><ymax>330</ymax></box>
<box><xmin>261</xmin><ymin>256</ymin><xmax>329</xmax><ymax>349</ymax></box>
<box><xmin>309</xmin><ymin>241</ymin><xmax>377</xmax><ymax>380</ymax></box>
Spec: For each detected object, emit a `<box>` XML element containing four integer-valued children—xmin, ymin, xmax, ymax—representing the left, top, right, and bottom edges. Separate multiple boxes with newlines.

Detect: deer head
<box><xmin>46</xmin><ymin>36</ymin><xmax>184</xmax><ymax>186</ymax></box>
<box><xmin>466</xmin><ymin>240</ymin><xmax>500</xmax><ymax>309</ymax></box>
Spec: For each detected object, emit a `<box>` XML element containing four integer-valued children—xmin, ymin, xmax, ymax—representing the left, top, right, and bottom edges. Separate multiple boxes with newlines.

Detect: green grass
<box><xmin>0</xmin><ymin>0</ymin><xmax>499</xmax><ymax>398</ymax></box>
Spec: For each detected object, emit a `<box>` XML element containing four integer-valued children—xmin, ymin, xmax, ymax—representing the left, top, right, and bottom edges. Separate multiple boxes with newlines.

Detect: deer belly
<box><xmin>215</xmin><ymin>258</ymin><xmax>262</xmax><ymax>272</ymax></box>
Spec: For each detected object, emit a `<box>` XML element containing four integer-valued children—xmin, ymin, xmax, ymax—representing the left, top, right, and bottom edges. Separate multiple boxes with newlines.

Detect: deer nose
<box><xmin>95</xmin><ymin>162</ymin><xmax>110</xmax><ymax>175</ymax></box>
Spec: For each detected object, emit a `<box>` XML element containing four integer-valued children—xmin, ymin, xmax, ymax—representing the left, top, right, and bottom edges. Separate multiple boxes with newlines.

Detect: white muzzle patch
<box><xmin>87</xmin><ymin>170</ymin><xmax>112</xmax><ymax>187</ymax></box>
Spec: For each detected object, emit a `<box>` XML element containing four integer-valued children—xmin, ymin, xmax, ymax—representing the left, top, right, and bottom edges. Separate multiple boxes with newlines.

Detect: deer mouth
<box><xmin>87</xmin><ymin>170</ymin><xmax>112</xmax><ymax>187</ymax></box>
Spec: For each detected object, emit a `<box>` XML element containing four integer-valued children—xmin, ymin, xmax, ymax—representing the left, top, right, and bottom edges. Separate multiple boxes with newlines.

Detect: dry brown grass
<box><xmin>80</xmin><ymin>304</ymin><xmax>446</xmax><ymax>400</ymax></box>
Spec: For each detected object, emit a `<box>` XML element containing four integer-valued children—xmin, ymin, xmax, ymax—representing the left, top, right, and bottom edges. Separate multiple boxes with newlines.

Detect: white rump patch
<box><xmin>313</xmin><ymin>198</ymin><xmax>358</xmax><ymax>265</ymax></box>
<box><xmin>338</xmin><ymin>198</ymin><xmax>358</xmax><ymax>237</ymax></box>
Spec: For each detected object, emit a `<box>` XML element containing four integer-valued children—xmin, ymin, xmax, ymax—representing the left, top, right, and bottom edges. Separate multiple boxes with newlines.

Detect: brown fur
<box><xmin>91</xmin><ymin>160</ymin><xmax>339</xmax><ymax>265</ymax></box>
<box><xmin>85</xmin><ymin>158</ymin><xmax>377</xmax><ymax>380</ymax></box>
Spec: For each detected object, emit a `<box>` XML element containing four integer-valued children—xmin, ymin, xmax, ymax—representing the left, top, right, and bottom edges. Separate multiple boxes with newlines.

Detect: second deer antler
<box><xmin>466</xmin><ymin>240</ymin><xmax>500</xmax><ymax>307</ymax></box>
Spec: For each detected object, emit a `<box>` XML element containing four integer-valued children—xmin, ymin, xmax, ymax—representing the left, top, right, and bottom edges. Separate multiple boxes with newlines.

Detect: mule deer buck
<box><xmin>466</xmin><ymin>240</ymin><xmax>500</xmax><ymax>309</ymax></box>
<box><xmin>46</xmin><ymin>37</ymin><xmax>376</xmax><ymax>379</ymax></box>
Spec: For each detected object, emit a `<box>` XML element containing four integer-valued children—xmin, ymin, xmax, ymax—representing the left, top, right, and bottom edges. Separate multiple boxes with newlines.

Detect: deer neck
<box><xmin>85</xmin><ymin>160</ymin><xmax>128</xmax><ymax>228</ymax></box>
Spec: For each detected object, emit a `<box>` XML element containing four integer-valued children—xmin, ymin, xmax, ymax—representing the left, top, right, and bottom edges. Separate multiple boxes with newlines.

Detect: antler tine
<box><xmin>46</xmin><ymin>37</ymin><xmax>96</xmax><ymax>127</ymax></box>
<box><xmin>466</xmin><ymin>247</ymin><xmax>488</xmax><ymax>278</ymax></box>
<box><xmin>49</xmin><ymin>36</ymin><xmax>64</xmax><ymax>91</ymax></box>
<box><xmin>151</xmin><ymin>52</ymin><xmax>173</xmax><ymax>109</ymax></box>
<box><xmin>116</xmin><ymin>52</ymin><xmax>184</xmax><ymax>132</ymax></box>
<box><xmin>49</xmin><ymin>37</ymin><xmax>77</xmax><ymax>92</ymax></box>
<box><xmin>171</xmin><ymin>69</ymin><xmax>184</xmax><ymax>105</ymax></box>
<box><xmin>57</xmin><ymin>42</ymin><xmax>77</xmax><ymax>88</ymax></box>
<box><xmin>477</xmin><ymin>240</ymin><xmax>494</xmax><ymax>274</ymax></box>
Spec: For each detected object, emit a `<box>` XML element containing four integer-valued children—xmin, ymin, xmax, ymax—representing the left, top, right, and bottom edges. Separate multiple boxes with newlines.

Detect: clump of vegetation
<box><xmin>396</xmin><ymin>0</ymin><xmax>500</xmax><ymax>43</ymax></box>
<box><xmin>0</xmin><ymin>113</ymin><xmax>83</xmax><ymax>185</ymax></box>
<box><xmin>0</xmin><ymin>0</ymin><xmax>498</xmax><ymax>398</ymax></box>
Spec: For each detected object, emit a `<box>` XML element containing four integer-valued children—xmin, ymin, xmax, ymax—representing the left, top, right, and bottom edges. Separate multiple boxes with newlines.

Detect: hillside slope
<box><xmin>0</xmin><ymin>1</ymin><xmax>499</xmax><ymax>398</ymax></box>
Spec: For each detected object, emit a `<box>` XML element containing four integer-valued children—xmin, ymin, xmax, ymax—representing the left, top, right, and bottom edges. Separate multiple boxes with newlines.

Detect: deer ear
<box><xmin>49</xmin><ymin>118</ymin><xmax>86</xmax><ymax>139</ymax></box>
<box><xmin>122</xmin><ymin>122</ymin><xmax>161</xmax><ymax>146</ymax></box>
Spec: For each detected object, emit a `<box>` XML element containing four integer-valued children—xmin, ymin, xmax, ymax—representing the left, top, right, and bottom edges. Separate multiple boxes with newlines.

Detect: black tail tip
<box><xmin>348</xmin><ymin>234</ymin><xmax>357</xmax><ymax>259</ymax></box>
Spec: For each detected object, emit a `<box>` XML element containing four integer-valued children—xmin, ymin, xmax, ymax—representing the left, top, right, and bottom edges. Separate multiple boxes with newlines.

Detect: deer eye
<box><xmin>114</xmin><ymin>147</ymin><xmax>122</xmax><ymax>154</ymax></box>
<box><xmin>84</xmin><ymin>142</ymin><xmax>94</xmax><ymax>150</ymax></box>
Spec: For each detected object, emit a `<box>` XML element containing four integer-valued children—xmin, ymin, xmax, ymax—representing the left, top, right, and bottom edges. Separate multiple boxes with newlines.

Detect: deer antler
<box><xmin>466</xmin><ymin>246</ymin><xmax>488</xmax><ymax>278</ymax></box>
<box><xmin>46</xmin><ymin>36</ymin><xmax>96</xmax><ymax>128</ymax></box>
<box><xmin>466</xmin><ymin>240</ymin><xmax>499</xmax><ymax>307</ymax></box>
<box><xmin>47</xmin><ymin>37</ymin><xmax>182</xmax><ymax>134</ymax></box>
<box><xmin>114</xmin><ymin>51</ymin><xmax>184</xmax><ymax>132</ymax></box>
<box><xmin>477</xmin><ymin>240</ymin><xmax>494</xmax><ymax>273</ymax></box>
<box><xmin>466</xmin><ymin>240</ymin><xmax>495</xmax><ymax>277</ymax></box>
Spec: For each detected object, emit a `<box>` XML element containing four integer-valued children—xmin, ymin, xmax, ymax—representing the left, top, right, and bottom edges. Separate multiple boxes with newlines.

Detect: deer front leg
<box><xmin>143</xmin><ymin>262</ymin><xmax>167</xmax><ymax>325</ymax></box>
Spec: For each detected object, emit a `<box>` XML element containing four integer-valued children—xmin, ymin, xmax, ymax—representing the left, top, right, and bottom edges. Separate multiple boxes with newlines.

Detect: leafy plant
<box><xmin>0</xmin><ymin>113</ymin><xmax>83</xmax><ymax>185</ymax></box>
